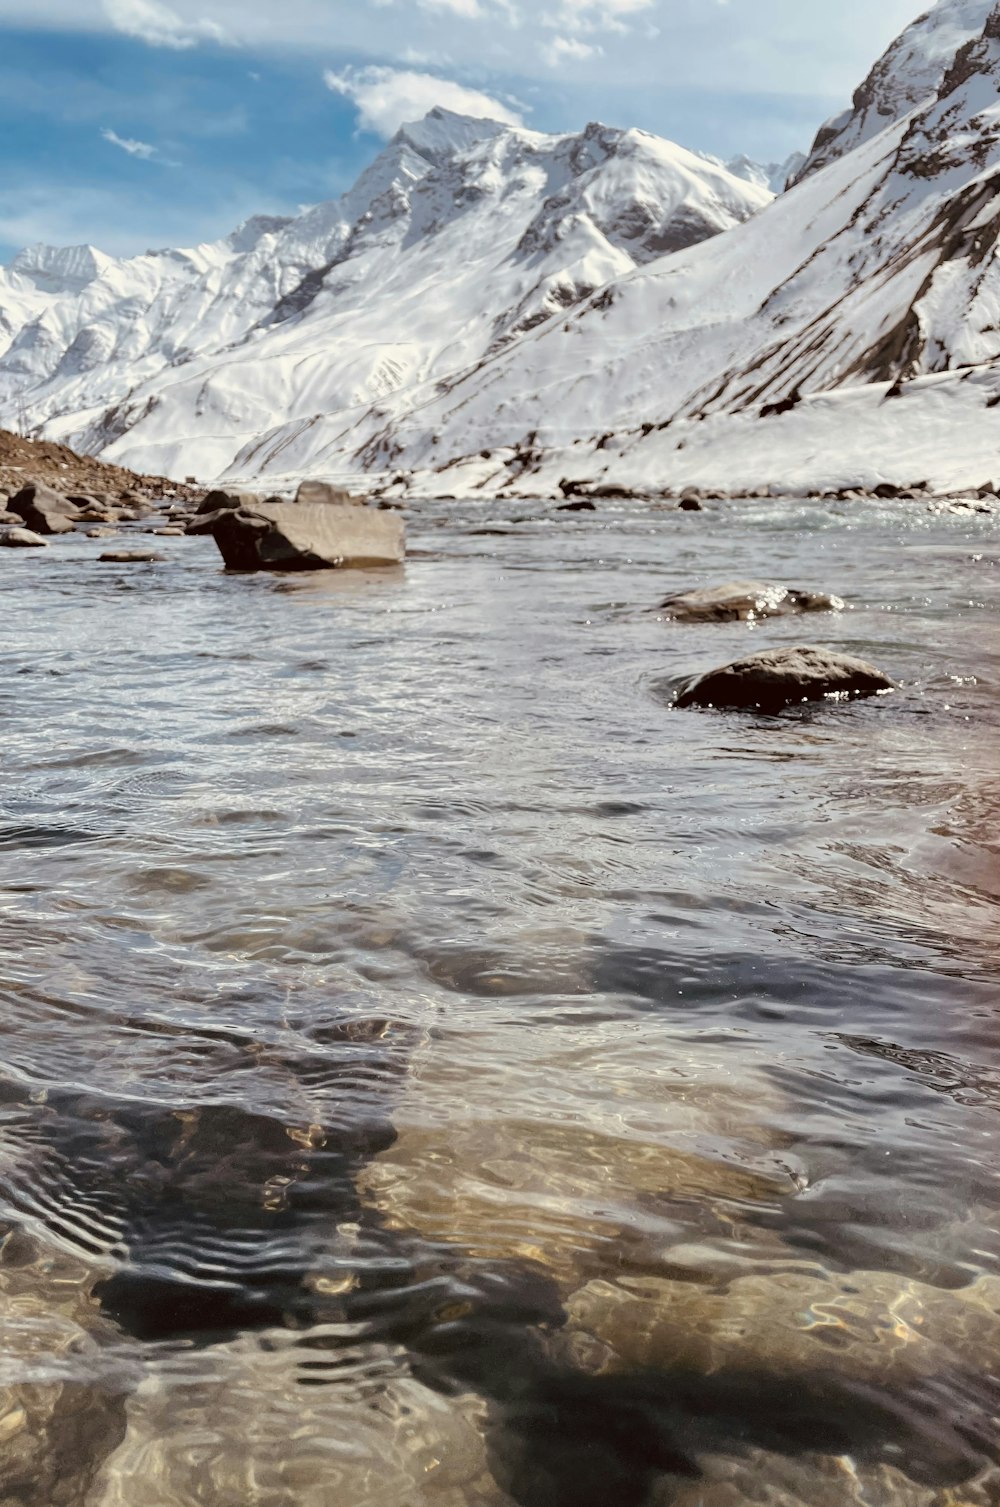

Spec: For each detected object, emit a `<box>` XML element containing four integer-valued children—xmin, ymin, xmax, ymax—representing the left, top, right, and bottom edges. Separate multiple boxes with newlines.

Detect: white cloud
<box><xmin>545</xmin><ymin>0</ymin><xmax>655</xmax><ymax>34</ymax></box>
<box><xmin>323</xmin><ymin>65</ymin><xmax>523</xmax><ymax>138</ymax></box>
<box><xmin>101</xmin><ymin>126</ymin><xmax>157</xmax><ymax>159</ymax></box>
<box><xmin>102</xmin><ymin>0</ymin><xmax>225</xmax><ymax>49</ymax></box>
<box><xmin>543</xmin><ymin>34</ymin><xmax>601</xmax><ymax>64</ymax></box>
<box><xmin>419</xmin><ymin>0</ymin><xmax>484</xmax><ymax>15</ymax></box>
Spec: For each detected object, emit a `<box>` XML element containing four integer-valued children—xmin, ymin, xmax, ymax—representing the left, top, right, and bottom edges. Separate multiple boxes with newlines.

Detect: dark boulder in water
<box><xmin>675</xmin><ymin>645</ymin><xmax>894</xmax><ymax>712</ymax></box>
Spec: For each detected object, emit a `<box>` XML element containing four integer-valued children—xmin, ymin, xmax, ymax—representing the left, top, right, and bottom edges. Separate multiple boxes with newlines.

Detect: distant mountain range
<box><xmin>3</xmin><ymin>0</ymin><xmax>1000</xmax><ymax>498</ymax></box>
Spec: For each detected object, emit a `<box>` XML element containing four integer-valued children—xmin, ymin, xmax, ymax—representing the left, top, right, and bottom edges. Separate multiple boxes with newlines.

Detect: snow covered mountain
<box><xmin>5</xmin><ymin>0</ymin><xmax>1000</xmax><ymax>498</ymax></box>
<box><xmin>294</xmin><ymin>0</ymin><xmax>1000</xmax><ymax>498</ymax></box>
<box><xmin>0</xmin><ymin>110</ymin><xmax>768</xmax><ymax>480</ymax></box>
<box><xmin>722</xmin><ymin>153</ymin><xmax>805</xmax><ymax>195</ymax></box>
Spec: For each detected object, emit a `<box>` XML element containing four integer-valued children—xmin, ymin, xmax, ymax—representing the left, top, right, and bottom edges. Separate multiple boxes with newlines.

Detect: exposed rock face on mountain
<box><xmin>0</xmin><ymin>110</ymin><xmax>769</xmax><ymax>481</ymax></box>
<box><xmin>792</xmin><ymin>0</ymin><xmax>994</xmax><ymax>182</ymax></box>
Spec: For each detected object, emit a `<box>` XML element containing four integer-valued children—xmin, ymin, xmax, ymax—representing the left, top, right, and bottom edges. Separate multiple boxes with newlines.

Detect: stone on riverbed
<box><xmin>562</xmin><ymin>1267</ymin><xmax>1000</xmax><ymax>1387</ymax></box>
<box><xmin>210</xmin><ymin>500</ymin><xmax>404</xmax><ymax>572</ymax></box>
<box><xmin>660</xmin><ymin>581</ymin><xmax>844</xmax><ymax>623</ymax></box>
<box><xmin>8</xmin><ymin>482</ymin><xmax>80</xmax><ymax>535</ymax></box>
<box><xmin>1</xmin><ymin>526</ymin><xmax>48</xmax><ymax>547</ymax></box>
<box><xmin>558</xmin><ymin>1269</ymin><xmax>1000</xmax><ymax>1495</ymax></box>
<box><xmin>98</xmin><ymin>550</ymin><xmax>165</xmax><ymax>564</ymax></box>
<box><xmin>675</xmin><ymin>646</ymin><xmax>894</xmax><ymax>712</ymax></box>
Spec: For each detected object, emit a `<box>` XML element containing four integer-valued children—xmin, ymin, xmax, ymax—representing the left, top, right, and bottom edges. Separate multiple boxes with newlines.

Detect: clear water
<box><xmin>1</xmin><ymin>498</ymin><xmax>998</xmax><ymax>1506</ymax></box>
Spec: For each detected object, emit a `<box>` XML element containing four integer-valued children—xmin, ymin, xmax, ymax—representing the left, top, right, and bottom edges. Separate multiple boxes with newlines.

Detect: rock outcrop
<box><xmin>675</xmin><ymin>646</ymin><xmax>894</xmax><ymax>711</ymax></box>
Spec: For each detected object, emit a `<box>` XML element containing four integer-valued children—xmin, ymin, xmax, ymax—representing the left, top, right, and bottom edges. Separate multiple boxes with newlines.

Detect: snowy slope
<box><xmin>0</xmin><ymin>110</ymin><xmax>769</xmax><ymax>480</ymax></box>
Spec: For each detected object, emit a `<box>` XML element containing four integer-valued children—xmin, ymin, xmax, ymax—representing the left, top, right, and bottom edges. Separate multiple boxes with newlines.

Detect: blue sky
<box><xmin>0</xmin><ymin>0</ymin><xmax>931</xmax><ymax>262</ymax></box>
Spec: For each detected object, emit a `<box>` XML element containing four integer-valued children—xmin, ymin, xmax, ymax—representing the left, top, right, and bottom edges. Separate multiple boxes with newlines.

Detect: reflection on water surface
<box><xmin>1</xmin><ymin>497</ymin><xmax>999</xmax><ymax>1505</ymax></box>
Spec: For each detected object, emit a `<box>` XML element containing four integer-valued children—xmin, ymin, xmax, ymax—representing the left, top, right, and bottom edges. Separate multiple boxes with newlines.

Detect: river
<box><xmin>1</xmin><ymin>496</ymin><xmax>999</xmax><ymax>1506</ymax></box>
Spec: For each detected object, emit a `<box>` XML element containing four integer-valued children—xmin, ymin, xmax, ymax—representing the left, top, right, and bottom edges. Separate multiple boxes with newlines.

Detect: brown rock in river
<box><xmin>660</xmin><ymin>581</ymin><xmax>844</xmax><ymax>623</ymax></box>
<box><xmin>675</xmin><ymin>646</ymin><xmax>894</xmax><ymax>712</ymax></box>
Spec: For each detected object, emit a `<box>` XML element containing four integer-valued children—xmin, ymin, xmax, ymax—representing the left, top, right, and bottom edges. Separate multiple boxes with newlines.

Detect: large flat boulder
<box><xmin>9</xmin><ymin>482</ymin><xmax>80</xmax><ymax>535</ymax></box>
<box><xmin>675</xmin><ymin>646</ymin><xmax>894</xmax><ymax>712</ymax></box>
<box><xmin>660</xmin><ymin>581</ymin><xmax>844</xmax><ymax>623</ymax></box>
<box><xmin>210</xmin><ymin>501</ymin><xmax>404</xmax><ymax>572</ymax></box>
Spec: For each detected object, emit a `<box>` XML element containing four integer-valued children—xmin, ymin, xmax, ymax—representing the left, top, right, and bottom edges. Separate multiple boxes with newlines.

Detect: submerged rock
<box><xmin>0</xmin><ymin>1232</ymin><xmax>128</xmax><ymax>1506</ymax></box>
<box><xmin>557</xmin><ymin>1269</ymin><xmax>1000</xmax><ymax>1496</ymax></box>
<box><xmin>210</xmin><ymin>501</ymin><xmax>405</xmax><ymax>572</ymax></box>
<box><xmin>8</xmin><ymin>482</ymin><xmax>80</xmax><ymax>535</ymax></box>
<box><xmin>1</xmin><ymin>526</ymin><xmax>47</xmax><ymax>547</ymax></box>
<box><xmin>563</xmin><ymin>1267</ymin><xmax>1000</xmax><ymax>1386</ymax></box>
<box><xmin>660</xmin><ymin>581</ymin><xmax>844</xmax><ymax>623</ymax></box>
<box><xmin>98</xmin><ymin>550</ymin><xmax>165</xmax><ymax>564</ymax></box>
<box><xmin>675</xmin><ymin>646</ymin><xmax>894</xmax><ymax>712</ymax></box>
<box><xmin>88</xmin><ymin>1336</ymin><xmax>514</xmax><ymax>1507</ymax></box>
<box><xmin>359</xmin><ymin>1023</ymin><xmax>792</xmax><ymax>1292</ymax></box>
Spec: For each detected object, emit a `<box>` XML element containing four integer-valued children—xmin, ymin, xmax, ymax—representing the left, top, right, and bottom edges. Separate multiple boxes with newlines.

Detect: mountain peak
<box><xmin>9</xmin><ymin>243</ymin><xmax>113</xmax><ymax>294</ymax></box>
<box><xmin>392</xmin><ymin>107</ymin><xmax>517</xmax><ymax>166</ymax></box>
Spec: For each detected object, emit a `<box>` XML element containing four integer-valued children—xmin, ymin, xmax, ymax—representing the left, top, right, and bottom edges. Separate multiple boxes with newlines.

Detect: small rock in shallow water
<box><xmin>1</xmin><ymin>526</ymin><xmax>48</xmax><ymax>547</ymax></box>
<box><xmin>675</xmin><ymin>646</ymin><xmax>894</xmax><ymax>712</ymax></box>
<box><xmin>660</xmin><ymin>581</ymin><xmax>844</xmax><ymax>623</ymax></box>
<box><xmin>98</xmin><ymin>550</ymin><xmax>165</xmax><ymax>564</ymax></box>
